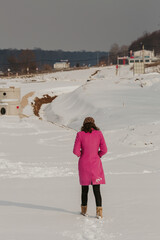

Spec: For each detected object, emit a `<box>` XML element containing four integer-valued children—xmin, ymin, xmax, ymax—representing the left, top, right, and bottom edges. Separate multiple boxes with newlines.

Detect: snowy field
<box><xmin>0</xmin><ymin>66</ymin><xmax>160</xmax><ymax>239</ymax></box>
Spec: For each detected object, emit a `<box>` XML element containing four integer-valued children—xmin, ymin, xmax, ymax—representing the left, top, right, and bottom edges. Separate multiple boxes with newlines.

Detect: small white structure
<box><xmin>54</xmin><ymin>61</ymin><xmax>70</xmax><ymax>70</ymax></box>
<box><xmin>129</xmin><ymin>49</ymin><xmax>155</xmax><ymax>65</ymax></box>
<box><xmin>0</xmin><ymin>87</ymin><xmax>21</xmax><ymax>116</ymax></box>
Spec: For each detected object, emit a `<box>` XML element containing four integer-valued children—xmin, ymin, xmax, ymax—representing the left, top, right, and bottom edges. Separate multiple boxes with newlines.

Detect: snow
<box><xmin>0</xmin><ymin>65</ymin><xmax>160</xmax><ymax>239</ymax></box>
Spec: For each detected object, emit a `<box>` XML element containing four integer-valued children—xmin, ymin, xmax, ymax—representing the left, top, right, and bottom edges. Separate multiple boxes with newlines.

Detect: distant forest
<box><xmin>129</xmin><ymin>30</ymin><xmax>160</xmax><ymax>55</ymax></box>
<box><xmin>0</xmin><ymin>49</ymin><xmax>109</xmax><ymax>73</ymax></box>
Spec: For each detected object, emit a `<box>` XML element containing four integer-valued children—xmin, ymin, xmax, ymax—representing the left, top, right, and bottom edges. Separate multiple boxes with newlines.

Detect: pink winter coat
<box><xmin>73</xmin><ymin>130</ymin><xmax>107</xmax><ymax>186</ymax></box>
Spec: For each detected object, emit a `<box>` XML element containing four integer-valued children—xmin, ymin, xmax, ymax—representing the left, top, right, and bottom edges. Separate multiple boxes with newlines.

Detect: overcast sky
<box><xmin>0</xmin><ymin>0</ymin><xmax>160</xmax><ymax>51</ymax></box>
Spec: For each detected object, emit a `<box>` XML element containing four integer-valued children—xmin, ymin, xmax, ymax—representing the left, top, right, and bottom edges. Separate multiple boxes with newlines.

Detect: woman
<box><xmin>73</xmin><ymin>117</ymin><xmax>107</xmax><ymax>218</ymax></box>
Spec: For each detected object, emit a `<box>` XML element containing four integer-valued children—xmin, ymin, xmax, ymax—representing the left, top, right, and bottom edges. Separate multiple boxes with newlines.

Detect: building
<box><xmin>54</xmin><ymin>61</ymin><xmax>70</xmax><ymax>70</ymax></box>
<box><xmin>117</xmin><ymin>56</ymin><xmax>129</xmax><ymax>65</ymax></box>
<box><xmin>129</xmin><ymin>49</ymin><xmax>155</xmax><ymax>65</ymax></box>
<box><xmin>0</xmin><ymin>87</ymin><xmax>21</xmax><ymax>116</ymax></box>
<box><xmin>0</xmin><ymin>71</ymin><xmax>4</xmax><ymax>76</ymax></box>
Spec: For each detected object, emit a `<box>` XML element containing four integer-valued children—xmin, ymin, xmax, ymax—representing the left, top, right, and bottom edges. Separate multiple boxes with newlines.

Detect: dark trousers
<box><xmin>81</xmin><ymin>184</ymin><xmax>102</xmax><ymax>207</ymax></box>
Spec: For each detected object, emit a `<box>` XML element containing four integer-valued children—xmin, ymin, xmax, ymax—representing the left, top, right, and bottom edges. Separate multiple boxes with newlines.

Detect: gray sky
<box><xmin>0</xmin><ymin>0</ymin><xmax>160</xmax><ymax>51</ymax></box>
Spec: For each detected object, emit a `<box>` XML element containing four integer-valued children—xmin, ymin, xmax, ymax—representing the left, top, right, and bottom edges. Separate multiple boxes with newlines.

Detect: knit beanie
<box><xmin>83</xmin><ymin>117</ymin><xmax>95</xmax><ymax>125</ymax></box>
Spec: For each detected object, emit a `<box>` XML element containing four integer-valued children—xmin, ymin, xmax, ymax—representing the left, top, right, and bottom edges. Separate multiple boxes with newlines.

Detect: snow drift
<box><xmin>44</xmin><ymin>66</ymin><xmax>160</xmax><ymax>131</ymax></box>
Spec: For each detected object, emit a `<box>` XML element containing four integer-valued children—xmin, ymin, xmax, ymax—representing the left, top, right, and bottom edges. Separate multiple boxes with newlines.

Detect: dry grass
<box><xmin>91</xmin><ymin>70</ymin><xmax>100</xmax><ymax>76</ymax></box>
<box><xmin>144</xmin><ymin>61</ymin><xmax>160</xmax><ymax>68</ymax></box>
<box><xmin>32</xmin><ymin>94</ymin><xmax>57</xmax><ymax>117</ymax></box>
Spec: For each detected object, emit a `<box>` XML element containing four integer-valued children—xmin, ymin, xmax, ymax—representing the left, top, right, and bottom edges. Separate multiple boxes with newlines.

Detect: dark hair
<box><xmin>81</xmin><ymin>122</ymin><xmax>100</xmax><ymax>133</ymax></box>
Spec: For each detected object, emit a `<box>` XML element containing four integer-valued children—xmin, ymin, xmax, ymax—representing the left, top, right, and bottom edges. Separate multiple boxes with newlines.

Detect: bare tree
<box><xmin>109</xmin><ymin>43</ymin><xmax>120</xmax><ymax>64</ymax></box>
<box><xmin>42</xmin><ymin>64</ymin><xmax>53</xmax><ymax>72</ymax></box>
<box><xmin>7</xmin><ymin>55</ymin><xmax>18</xmax><ymax>72</ymax></box>
<box><xmin>119</xmin><ymin>45</ymin><xmax>128</xmax><ymax>56</ymax></box>
<box><xmin>18</xmin><ymin>49</ymin><xmax>37</xmax><ymax>73</ymax></box>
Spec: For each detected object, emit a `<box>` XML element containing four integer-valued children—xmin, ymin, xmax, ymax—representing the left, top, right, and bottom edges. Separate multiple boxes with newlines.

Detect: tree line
<box><xmin>0</xmin><ymin>49</ymin><xmax>109</xmax><ymax>74</ymax></box>
<box><xmin>129</xmin><ymin>30</ymin><xmax>160</xmax><ymax>55</ymax></box>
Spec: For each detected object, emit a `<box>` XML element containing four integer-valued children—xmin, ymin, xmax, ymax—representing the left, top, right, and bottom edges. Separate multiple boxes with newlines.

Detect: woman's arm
<box><xmin>98</xmin><ymin>131</ymin><xmax>107</xmax><ymax>158</ymax></box>
<box><xmin>73</xmin><ymin>132</ymin><xmax>81</xmax><ymax>157</ymax></box>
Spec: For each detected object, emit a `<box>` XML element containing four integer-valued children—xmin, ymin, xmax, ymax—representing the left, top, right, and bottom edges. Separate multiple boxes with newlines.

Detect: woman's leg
<box><xmin>92</xmin><ymin>184</ymin><xmax>102</xmax><ymax>207</ymax></box>
<box><xmin>81</xmin><ymin>185</ymin><xmax>89</xmax><ymax>206</ymax></box>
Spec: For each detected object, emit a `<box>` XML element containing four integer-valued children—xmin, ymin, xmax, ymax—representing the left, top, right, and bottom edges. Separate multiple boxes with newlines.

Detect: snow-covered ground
<box><xmin>0</xmin><ymin>66</ymin><xmax>160</xmax><ymax>239</ymax></box>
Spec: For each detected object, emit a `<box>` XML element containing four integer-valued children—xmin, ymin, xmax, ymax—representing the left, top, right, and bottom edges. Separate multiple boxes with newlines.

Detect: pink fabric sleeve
<box><xmin>98</xmin><ymin>131</ymin><xmax>107</xmax><ymax>158</ymax></box>
<box><xmin>73</xmin><ymin>132</ymin><xmax>81</xmax><ymax>157</ymax></box>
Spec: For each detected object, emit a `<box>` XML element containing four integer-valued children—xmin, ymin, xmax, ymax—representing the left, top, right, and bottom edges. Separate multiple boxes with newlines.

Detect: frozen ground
<box><xmin>0</xmin><ymin>66</ymin><xmax>160</xmax><ymax>239</ymax></box>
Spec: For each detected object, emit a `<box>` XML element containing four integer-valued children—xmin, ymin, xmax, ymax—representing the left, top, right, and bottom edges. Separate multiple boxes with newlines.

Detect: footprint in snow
<box><xmin>62</xmin><ymin>216</ymin><xmax>119</xmax><ymax>240</ymax></box>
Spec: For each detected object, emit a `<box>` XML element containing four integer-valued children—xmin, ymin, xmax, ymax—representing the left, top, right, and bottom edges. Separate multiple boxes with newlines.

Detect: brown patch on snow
<box><xmin>21</xmin><ymin>92</ymin><xmax>35</xmax><ymax>109</ymax></box>
<box><xmin>91</xmin><ymin>70</ymin><xmax>100</xmax><ymax>76</ymax></box>
<box><xmin>20</xmin><ymin>91</ymin><xmax>35</xmax><ymax>118</ymax></box>
<box><xmin>145</xmin><ymin>61</ymin><xmax>160</xmax><ymax>68</ymax></box>
<box><xmin>32</xmin><ymin>94</ymin><xmax>57</xmax><ymax>117</ymax></box>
